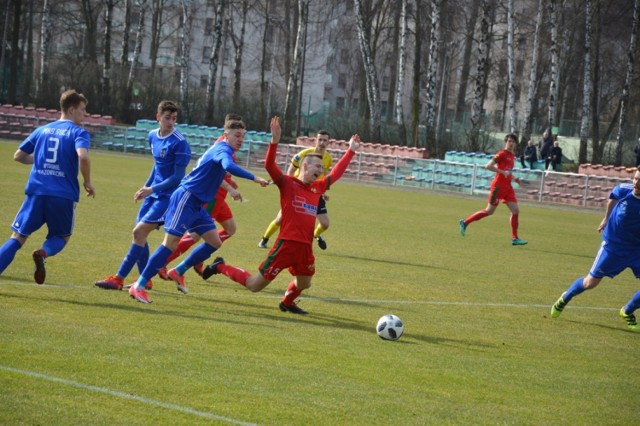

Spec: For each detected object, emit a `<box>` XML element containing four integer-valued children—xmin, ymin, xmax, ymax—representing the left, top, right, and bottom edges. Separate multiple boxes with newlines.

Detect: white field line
<box><xmin>0</xmin><ymin>365</ymin><xmax>257</xmax><ymax>426</ymax></box>
<box><xmin>0</xmin><ymin>280</ymin><xmax>620</xmax><ymax>312</ymax></box>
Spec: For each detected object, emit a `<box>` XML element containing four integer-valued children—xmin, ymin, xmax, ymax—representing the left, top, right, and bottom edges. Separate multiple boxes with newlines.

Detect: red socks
<box><xmin>218</xmin><ymin>264</ymin><xmax>250</xmax><ymax>286</ymax></box>
<box><xmin>510</xmin><ymin>214</ymin><xmax>519</xmax><ymax>239</ymax></box>
<box><xmin>465</xmin><ymin>210</ymin><xmax>490</xmax><ymax>224</ymax></box>
<box><xmin>282</xmin><ymin>281</ymin><xmax>303</xmax><ymax>305</ymax></box>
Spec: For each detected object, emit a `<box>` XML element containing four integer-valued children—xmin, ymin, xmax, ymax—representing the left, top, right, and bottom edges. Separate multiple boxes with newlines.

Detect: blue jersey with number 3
<box><xmin>19</xmin><ymin>119</ymin><xmax>91</xmax><ymax>202</ymax></box>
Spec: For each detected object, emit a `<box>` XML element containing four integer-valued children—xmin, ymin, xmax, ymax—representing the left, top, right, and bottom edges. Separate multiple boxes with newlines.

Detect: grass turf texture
<box><xmin>0</xmin><ymin>139</ymin><xmax>638</xmax><ymax>425</ymax></box>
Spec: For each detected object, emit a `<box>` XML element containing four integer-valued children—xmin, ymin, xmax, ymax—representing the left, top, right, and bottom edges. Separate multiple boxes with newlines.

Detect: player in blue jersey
<box><xmin>128</xmin><ymin>119</ymin><xmax>270</xmax><ymax>303</ymax></box>
<box><xmin>550</xmin><ymin>168</ymin><xmax>640</xmax><ymax>332</ymax></box>
<box><xmin>0</xmin><ymin>90</ymin><xmax>95</xmax><ymax>284</ymax></box>
<box><xmin>94</xmin><ymin>100</ymin><xmax>192</xmax><ymax>291</ymax></box>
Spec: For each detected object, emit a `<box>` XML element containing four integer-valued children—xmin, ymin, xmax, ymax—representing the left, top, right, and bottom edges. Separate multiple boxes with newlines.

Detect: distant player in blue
<box><xmin>128</xmin><ymin>119</ymin><xmax>270</xmax><ymax>303</ymax></box>
<box><xmin>94</xmin><ymin>100</ymin><xmax>191</xmax><ymax>291</ymax></box>
<box><xmin>551</xmin><ymin>168</ymin><xmax>640</xmax><ymax>332</ymax></box>
<box><xmin>0</xmin><ymin>90</ymin><xmax>95</xmax><ymax>284</ymax></box>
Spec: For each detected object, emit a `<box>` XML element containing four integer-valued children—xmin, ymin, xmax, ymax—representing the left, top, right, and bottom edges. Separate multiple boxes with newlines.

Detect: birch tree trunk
<box><xmin>506</xmin><ymin>0</ymin><xmax>516</xmax><ymax>133</ymax></box>
<box><xmin>614</xmin><ymin>0</ymin><xmax>640</xmax><ymax>166</ymax></box>
<box><xmin>354</xmin><ymin>0</ymin><xmax>381</xmax><ymax>142</ymax></box>
<box><xmin>127</xmin><ymin>0</ymin><xmax>146</xmax><ymax>91</ymax></box>
<box><xmin>424</xmin><ymin>0</ymin><xmax>442</xmax><ymax>153</ymax></box>
<box><xmin>37</xmin><ymin>0</ymin><xmax>52</xmax><ymax>103</ymax></box>
<box><xmin>205</xmin><ymin>0</ymin><xmax>226</xmax><ymax>124</ymax></box>
<box><xmin>578</xmin><ymin>0</ymin><xmax>593</xmax><ymax>165</ymax></box>
<box><xmin>454</xmin><ymin>0</ymin><xmax>481</xmax><ymax>121</ymax></box>
<box><xmin>283</xmin><ymin>0</ymin><xmax>307</xmax><ymax>138</ymax></box>
<box><xmin>8</xmin><ymin>0</ymin><xmax>21</xmax><ymax>104</ymax></box>
<box><xmin>469</xmin><ymin>0</ymin><xmax>492</xmax><ymax>151</ymax></box>
<box><xmin>395</xmin><ymin>0</ymin><xmax>408</xmax><ymax>144</ymax></box>
<box><xmin>121</xmin><ymin>0</ymin><xmax>131</xmax><ymax>70</ymax></box>
<box><xmin>102</xmin><ymin>0</ymin><xmax>115</xmax><ymax>113</ymax></box>
<box><xmin>231</xmin><ymin>0</ymin><xmax>249</xmax><ymax>113</ymax></box>
<box><xmin>149</xmin><ymin>0</ymin><xmax>163</xmax><ymax>79</ymax></box>
<box><xmin>411</xmin><ymin>0</ymin><xmax>424</xmax><ymax>147</ymax></box>
<box><xmin>520</xmin><ymin>0</ymin><xmax>543</xmax><ymax>144</ymax></box>
<box><xmin>259</xmin><ymin>0</ymin><xmax>271</xmax><ymax>126</ymax></box>
<box><xmin>547</xmin><ymin>0</ymin><xmax>559</xmax><ymax>131</ymax></box>
<box><xmin>179</xmin><ymin>0</ymin><xmax>194</xmax><ymax>121</ymax></box>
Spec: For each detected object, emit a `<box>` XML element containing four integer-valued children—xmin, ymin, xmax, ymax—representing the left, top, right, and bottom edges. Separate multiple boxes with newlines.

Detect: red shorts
<box><xmin>488</xmin><ymin>185</ymin><xmax>517</xmax><ymax>206</ymax></box>
<box><xmin>209</xmin><ymin>199</ymin><xmax>233</xmax><ymax>223</ymax></box>
<box><xmin>258</xmin><ymin>239</ymin><xmax>315</xmax><ymax>280</ymax></box>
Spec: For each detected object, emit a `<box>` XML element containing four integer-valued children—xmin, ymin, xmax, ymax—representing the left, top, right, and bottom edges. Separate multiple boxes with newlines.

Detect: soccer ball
<box><xmin>376</xmin><ymin>314</ymin><xmax>404</xmax><ymax>341</ymax></box>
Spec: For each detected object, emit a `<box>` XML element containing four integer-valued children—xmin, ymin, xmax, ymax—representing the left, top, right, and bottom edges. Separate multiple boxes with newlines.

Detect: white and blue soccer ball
<box><xmin>376</xmin><ymin>314</ymin><xmax>404</xmax><ymax>341</ymax></box>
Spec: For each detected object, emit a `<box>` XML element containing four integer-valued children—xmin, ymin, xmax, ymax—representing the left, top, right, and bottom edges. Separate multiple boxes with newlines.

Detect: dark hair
<box><xmin>224</xmin><ymin>120</ymin><xmax>246</xmax><ymax>131</ymax></box>
<box><xmin>504</xmin><ymin>133</ymin><xmax>518</xmax><ymax>142</ymax></box>
<box><xmin>157</xmin><ymin>100</ymin><xmax>179</xmax><ymax>115</ymax></box>
<box><xmin>60</xmin><ymin>90</ymin><xmax>88</xmax><ymax>112</ymax></box>
<box><xmin>224</xmin><ymin>113</ymin><xmax>243</xmax><ymax>123</ymax></box>
<box><xmin>317</xmin><ymin>130</ymin><xmax>329</xmax><ymax>137</ymax></box>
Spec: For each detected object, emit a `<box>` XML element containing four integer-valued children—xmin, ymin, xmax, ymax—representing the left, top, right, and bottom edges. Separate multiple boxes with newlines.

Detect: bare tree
<box><xmin>394</xmin><ymin>0</ymin><xmax>408</xmax><ymax>144</ymax></box>
<box><xmin>38</xmin><ymin>0</ymin><xmax>52</xmax><ymax>102</ymax></box>
<box><xmin>282</xmin><ymin>0</ymin><xmax>307</xmax><ymax>138</ymax></box>
<box><xmin>179</xmin><ymin>0</ymin><xmax>194</xmax><ymax>121</ymax></box>
<box><xmin>205</xmin><ymin>0</ymin><xmax>226</xmax><ymax>124</ymax></box>
<box><xmin>149</xmin><ymin>0</ymin><xmax>164</xmax><ymax>78</ymax></box>
<box><xmin>506</xmin><ymin>0</ymin><xmax>516</xmax><ymax>133</ymax></box>
<box><xmin>102</xmin><ymin>0</ymin><xmax>116</xmax><ymax>112</ymax></box>
<box><xmin>614</xmin><ymin>0</ymin><xmax>640</xmax><ymax>166</ymax></box>
<box><xmin>230</xmin><ymin>0</ymin><xmax>249</xmax><ymax>113</ymax></box>
<box><xmin>520</xmin><ymin>0</ymin><xmax>543</xmax><ymax>144</ymax></box>
<box><xmin>353</xmin><ymin>0</ymin><xmax>381</xmax><ymax>142</ymax></box>
<box><xmin>121</xmin><ymin>0</ymin><xmax>132</xmax><ymax>69</ymax></box>
<box><xmin>547</xmin><ymin>0</ymin><xmax>559</xmax><ymax>131</ymax></box>
<box><xmin>8</xmin><ymin>0</ymin><xmax>21</xmax><ymax>104</ymax></box>
<box><xmin>259</xmin><ymin>0</ymin><xmax>271</xmax><ymax>126</ymax></box>
<box><xmin>469</xmin><ymin>0</ymin><xmax>493</xmax><ymax>151</ymax></box>
<box><xmin>454</xmin><ymin>0</ymin><xmax>481</xmax><ymax>121</ymax></box>
<box><xmin>424</xmin><ymin>0</ymin><xmax>442</xmax><ymax>152</ymax></box>
<box><xmin>578</xmin><ymin>0</ymin><xmax>593</xmax><ymax>165</ymax></box>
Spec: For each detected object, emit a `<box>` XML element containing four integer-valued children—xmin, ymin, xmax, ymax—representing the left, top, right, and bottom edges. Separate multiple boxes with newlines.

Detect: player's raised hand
<box><xmin>270</xmin><ymin>116</ymin><xmax>281</xmax><ymax>144</ymax></box>
<box><xmin>349</xmin><ymin>134</ymin><xmax>361</xmax><ymax>152</ymax></box>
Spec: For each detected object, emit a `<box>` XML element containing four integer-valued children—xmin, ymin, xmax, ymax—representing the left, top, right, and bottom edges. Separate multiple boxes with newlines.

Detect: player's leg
<box><xmin>620</xmin><ymin>290</ymin><xmax>640</xmax><ymax>331</ymax></box>
<box><xmin>0</xmin><ymin>196</ymin><xmax>41</xmax><ymax>278</ymax></box>
<box><xmin>551</xmin><ymin>243</ymin><xmax>615</xmax><ymax>317</ymax></box>
<box><xmin>314</xmin><ymin>198</ymin><xmax>329</xmax><ymax>250</ymax></box>
<box><xmin>279</xmin><ymin>275</ymin><xmax>311</xmax><ymax>315</ymax></box>
<box><xmin>213</xmin><ymin>200</ymin><xmax>235</xmax><ymax>243</ymax></box>
<box><xmin>506</xmin><ymin>200</ymin><xmax>527</xmax><ymax>245</ymax></box>
<box><xmin>0</xmin><ymin>233</ymin><xmax>27</xmax><ymax>275</ymax></box>
<box><xmin>259</xmin><ymin>209</ymin><xmax>282</xmax><ymax>248</ymax></box>
<box><xmin>33</xmin><ymin>197</ymin><xmax>75</xmax><ymax>284</ymax></box>
<box><xmin>460</xmin><ymin>198</ymin><xmax>497</xmax><ymax>236</ymax></box>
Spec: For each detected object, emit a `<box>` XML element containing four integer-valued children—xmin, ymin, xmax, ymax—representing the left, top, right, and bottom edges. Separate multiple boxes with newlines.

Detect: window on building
<box><xmin>202</xmin><ymin>46</ymin><xmax>211</xmax><ymax>63</ymax></box>
<box><xmin>205</xmin><ymin>18</ymin><xmax>214</xmax><ymax>35</ymax></box>
<box><xmin>338</xmin><ymin>73</ymin><xmax>346</xmax><ymax>89</ymax></box>
<box><xmin>516</xmin><ymin>59</ymin><xmax>525</xmax><ymax>77</ymax></box>
<box><xmin>340</xmin><ymin>49</ymin><xmax>349</xmax><ymax>65</ymax></box>
<box><xmin>336</xmin><ymin>97</ymin><xmax>345</xmax><ymax>110</ymax></box>
<box><xmin>223</xmin><ymin>48</ymin><xmax>230</xmax><ymax>66</ymax></box>
<box><xmin>381</xmin><ymin>101</ymin><xmax>388</xmax><ymax>116</ymax></box>
<box><xmin>382</xmin><ymin>76</ymin><xmax>390</xmax><ymax>92</ymax></box>
<box><xmin>220</xmin><ymin>76</ymin><xmax>227</xmax><ymax>91</ymax></box>
<box><xmin>200</xmin><ymin>75</ymin><xmax>208</xmax><ymax>89</ymax></box>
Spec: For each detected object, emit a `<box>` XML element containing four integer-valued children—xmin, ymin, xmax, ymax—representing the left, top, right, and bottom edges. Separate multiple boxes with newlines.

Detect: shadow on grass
<box><xmin>325</xmin><ymin>252</ymin><xmax>450</xmax><ymax>271</ymax></box>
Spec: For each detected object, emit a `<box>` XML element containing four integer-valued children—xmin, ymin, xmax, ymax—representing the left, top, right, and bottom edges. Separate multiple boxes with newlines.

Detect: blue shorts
<box><xmin>11</xmin><ymin>195</ymin><xmax>76</xmax><ymax>238</ymax></box>
<box><xmin>136</xmin><ymin>196</ymin><xmax>169</xmax><ymax>225</ymax></box>
<box><xmin>589</xmin><ymin>241</ymin><xmax>640</xmax><ymax>279</ymax></box>
<box><xmin>163</xmin><ymin>187</ymin><xmax>216</xmax><ymax>237</ymax></box>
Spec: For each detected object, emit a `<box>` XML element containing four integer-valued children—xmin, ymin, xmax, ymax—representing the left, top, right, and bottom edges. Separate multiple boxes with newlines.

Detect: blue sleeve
<box><xmin>151</xmin><ymin>164</ymin><xmax>187</xmax><ymax>193</ymax></box>
<box><xmin>225</xmin><ymin>162</ymin><xmax>255</xmax><ymax>181</ymax></box>
<box><xmin>144</xmin><ymin>168</ymin><xmax>154</xmax><ymax>187</ymax></box>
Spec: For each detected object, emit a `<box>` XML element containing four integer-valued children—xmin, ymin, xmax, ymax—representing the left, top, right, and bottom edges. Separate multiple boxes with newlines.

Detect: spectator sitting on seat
<box><xmin>520</xmin><ymin>139</ymin><xmax>538</xmax><ymax>169</ymax></box>
<box><xmin>550</xmin><ymin>141</ymin><xmax>563</xmax><ymax>171</ymax></box>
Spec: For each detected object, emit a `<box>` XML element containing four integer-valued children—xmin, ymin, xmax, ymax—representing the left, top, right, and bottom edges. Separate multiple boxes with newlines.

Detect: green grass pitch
<box><xmin>0</xmin><ymin>140</ymin><xmax>638</xmax><ymax>425</ymax></box>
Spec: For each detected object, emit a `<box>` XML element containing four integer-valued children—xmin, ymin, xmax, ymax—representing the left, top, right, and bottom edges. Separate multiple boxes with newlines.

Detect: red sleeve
<box><xmin>265</xmin><ymin>143</ymin><xmax>284</xmax><ymax>182</ymax></box>
<box><xmin>326</xmin><ymin>149</ymin><xmax>355</xmax><ymax>187</ymax></box>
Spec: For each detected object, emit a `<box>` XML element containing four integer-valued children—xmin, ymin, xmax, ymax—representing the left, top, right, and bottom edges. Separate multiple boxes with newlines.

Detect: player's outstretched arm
<box><xmin>270</xmin><ymin>116</ymin><xmax>281</xmax><ymax>145</ymax></box>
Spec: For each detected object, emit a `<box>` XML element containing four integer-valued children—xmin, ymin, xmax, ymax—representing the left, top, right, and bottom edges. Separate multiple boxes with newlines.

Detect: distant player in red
<box><xmin>459</xmin><ymin>133</ymin><xmax>528</xmax><ymax>245</ymax></box>
<box><xmin>201</xmin><ymin>116</ymin><xmax>361</xmax><ymax>314</ymax></box>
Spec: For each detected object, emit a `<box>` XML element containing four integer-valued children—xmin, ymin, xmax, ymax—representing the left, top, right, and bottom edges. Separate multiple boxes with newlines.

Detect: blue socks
<box><xmin>0</xmin><ymin>238</ymin><xmax>22</xmax><ymax>274</ymax></box>
<box><xmin>175</xmin><ymin>243</ymin><xmax>217</xmax><ymax>275</ymax></box>
<box><xmin>138</xmin><ymin>245</ymin><xmax>173</xmax><ymax>287</ymax></box>
<box><xmin>623</xmin><ymin>290</ymin><xmax>640</xmax><ymax>315</ymax></box>
<box><xmin>42</xmin><ymin>236</ymin><xmax>66</xmax><ymax>257</ymax></box>
<box><xmin>136</xmin><ymin>243</ymin><xmax>149</xmax><ymax>275</ymax></box>
<box><xmin>117</xmin><ymin>243</ymin><xmax>145</xmax><ymax>279</ymax></box>
<box><xmin>563</xmin><ymin>277</ymin><xmax>586</xmax><ymax>303</ymax></box>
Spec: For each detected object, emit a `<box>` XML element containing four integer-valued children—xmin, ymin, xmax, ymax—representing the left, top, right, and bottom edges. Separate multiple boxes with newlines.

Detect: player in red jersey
<box><xmin>201</xmin><ymin>116</ymin><xmax>360</xmax><ymax>314</ymax></box>
<box><xmin>458</xmin><ymin>133</ymin><xmax>528</xmax><ymax>245</ymax></box>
